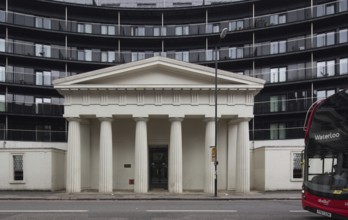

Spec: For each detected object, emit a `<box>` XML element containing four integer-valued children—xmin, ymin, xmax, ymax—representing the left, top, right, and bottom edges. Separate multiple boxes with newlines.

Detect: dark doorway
<box><xmin>149</xmin><ymin>146</ymin><xmax>168</xmax><ymax>189</ymax></box>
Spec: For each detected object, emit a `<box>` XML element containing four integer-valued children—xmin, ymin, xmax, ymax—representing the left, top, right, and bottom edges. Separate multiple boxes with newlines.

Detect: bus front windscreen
<box><xmin>306</xmin><ymin>152</ymin><xmax>348</xmax><ymax>196</ymax></box>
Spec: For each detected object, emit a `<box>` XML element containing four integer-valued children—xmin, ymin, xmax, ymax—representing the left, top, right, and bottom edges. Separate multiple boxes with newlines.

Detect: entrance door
<box><xmin>149</xmin><ymin>147</ymin><xmax>168</xmax><ymax>189</ymax></box>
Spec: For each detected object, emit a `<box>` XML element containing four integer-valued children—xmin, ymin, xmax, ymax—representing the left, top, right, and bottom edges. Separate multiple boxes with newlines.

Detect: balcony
<box><xmin>0</xmin><ymin>1</ymin><xmax>347</xmax><ymax>37</ymax></box>
<box><xmin>254</xmin><ymin>97</ymin><xmax>313</xmax><ymax>115</ymax></box>
<box><xmin>0</xmin><ymin>128</ymin><xmax>67</xmax><ymax>142</ymax></box>
<box><xmin>3</xmin><ymin>102</ymin><xmax>64</xmax><ymax>116</ymax></box>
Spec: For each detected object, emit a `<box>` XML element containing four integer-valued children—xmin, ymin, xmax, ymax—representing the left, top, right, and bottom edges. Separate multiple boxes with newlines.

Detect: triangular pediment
<box><xmin>53</xmin><ymin>56</ymin><xmax>264</xmax><ymax>90</ymax></box>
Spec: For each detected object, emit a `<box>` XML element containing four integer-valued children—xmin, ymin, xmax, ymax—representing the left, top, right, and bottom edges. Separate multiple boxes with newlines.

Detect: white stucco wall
<box><xmin>0</xmin><ymin>141</ymin><xmax>66</xmax><ymax>191</ymax></box>
<box><xmin>0</xmin><ymin>138</ymin><xmax>306</xmax><ymax>192</ymax></box>
<box><xmin>252</xmin><ymin>139</ymin><xmax>304</xmax><ymax>191</ymax></box>
<box><xmin>51</xmin><ymin>149</ymin><xmax>66</xmax><ymax>191</ymax></box>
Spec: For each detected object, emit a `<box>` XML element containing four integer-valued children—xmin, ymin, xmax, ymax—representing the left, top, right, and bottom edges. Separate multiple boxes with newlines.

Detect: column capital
<box><xmin>98</xmin><ymin>117</ymin><xmax>113</xmax><ymax>122</ymax></box>
<box><xmin>204</xmin><ymin>117</ymin><xmax>218</xmax><ymax>123</ymax></box>
<box><xmin>134</xmin><ymin>117</ymin><xmax>148</xmax><ymax>122</ymax></box>
<box><xmin>169</xmin><ymin>117</ymin><xmax>183</xmax><ymax>122</ymax></box>
<box><xmin>66</xmin><ymin>117</ymin><xmax>81</xmax><ymax>122</ymax></box>
<box><xmin>229</xmin><ymin>117</ymin><xmax>251</xmax><ymax>124</ymax></box>
<box><xmin>204</xmin><ymin>117</ymin><xmax>214</xmax><ymax>122</ymax></box>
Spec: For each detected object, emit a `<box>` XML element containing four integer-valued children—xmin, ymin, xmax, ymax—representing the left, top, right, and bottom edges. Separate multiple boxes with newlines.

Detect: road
<box><xmin>0</xmin><ymin>200</ymin><xmax>326</xmax><ymax>220</ymax></box>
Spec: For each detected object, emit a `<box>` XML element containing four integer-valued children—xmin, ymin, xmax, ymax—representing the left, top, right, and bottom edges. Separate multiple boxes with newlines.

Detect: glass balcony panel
<box><xmin>0</xmin><ymin>39</ymin><xmax>5</xmax><ymax>52</ymax></box>
<box><xmin>339</xmin><ymin>0</ymin><xmax>348</xmax><ymax>12</ymax></box>
<box><xmin>340</xmin><ymin>58</ymin><xmax>348</xmax><ymax>75</ymax></box>
<box><xmin>0</xmin><ymin>10</ymin><xmax>5</xmax><ymax>22</ymax></box>
<box><xmin>339</xmin><ymin>29</ymin><xmax>348</xmax><ymax>43</ymax></box>
<box><xmin>326</xmin><ymin>32</ymin><xmax>335</xmax><ymax>46</ymax></box>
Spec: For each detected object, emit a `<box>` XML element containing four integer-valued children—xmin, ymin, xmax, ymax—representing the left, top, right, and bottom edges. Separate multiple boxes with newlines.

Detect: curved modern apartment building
<box><xmin>0</xmin><ymin>0</ymin><xmax>347</xmax><ymax>192</ymax></box>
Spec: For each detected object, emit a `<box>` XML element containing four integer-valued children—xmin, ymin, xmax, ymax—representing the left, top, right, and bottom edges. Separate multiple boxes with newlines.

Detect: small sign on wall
<box><xmin>124</xmin><ymin>164</ymin><xmax>131</xmax><ymax>168</ymax></box>
<box><xmin>211</xmin><ymin>146</ymin><xmax>216</xmax><ymax>162</ymax></box>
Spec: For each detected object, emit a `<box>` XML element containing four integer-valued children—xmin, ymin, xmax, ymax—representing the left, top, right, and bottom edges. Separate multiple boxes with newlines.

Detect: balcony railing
<box><xmin>250</xmin><ymin>126</ymin><xmax>305</xmax><ymax>141</ymax></box>
<box><xmin>254</xmin><ymin>97</ymin><xmax>313</xmax><ymax>115</ymax></box>
<box><xmin>1</xmin><ymin>102</ymin><xmax>64</xmax><ymax>116</ymax></box>
<box><xmin>0</xmin><ymin>0</ymin><xmax>347</xmax><ymax>37</ymax></box>
<box><xmin>0</xmin><ymin>129</ymin><xmax>67</xmax><ymax>142</ymax></box>
<box><xmin>1</xmin><ymin>31</ymin><xmax>347</xmax><ymax>64</ymax></box>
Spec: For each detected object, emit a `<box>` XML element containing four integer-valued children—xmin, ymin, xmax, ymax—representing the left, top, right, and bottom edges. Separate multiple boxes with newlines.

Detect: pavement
<box><xmin>0</xmin><ymin>190</ymin><xmax>302</xmax><ymax>201</ymax></box>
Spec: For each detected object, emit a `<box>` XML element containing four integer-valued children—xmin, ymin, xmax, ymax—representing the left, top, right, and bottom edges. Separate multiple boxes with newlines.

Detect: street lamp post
<box><xmin>214</xmin><ymin>28</ymin><xmax>228</xmax><ymax>197</ymax></box>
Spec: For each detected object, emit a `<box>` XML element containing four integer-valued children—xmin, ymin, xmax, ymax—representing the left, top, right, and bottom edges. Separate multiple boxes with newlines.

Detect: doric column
<box><xmin>227</xmin><ymin>121</ymin><xmax>238</xmax><ymax>190</ymax></box>
<box><xmin>169</xmin><ymin>117</ymin><xmax>183</xmax><ymax>193</ymax></box>
<box><xmin>236</xmin><ymin>119</ymin><xmax>251</xmax><ymax>193</ymax></box>
<box><xmin>134</xmin><ymin>117</ymin><xmax>148</xmax><ymax>193</ymax></box>
<box><xmin>204</xmin><ymin>118</ymin><xmax>215</xmax><ymax>193</ymax></box>
<box><xmin>66</xmin><ymin>118</ymin><xmax>81</xmax><ymax>193</ymax></box>
<box><xmin>99</xmin><ymin>117</ymin><xmax>113</xmax><ymax>193</ymax></box>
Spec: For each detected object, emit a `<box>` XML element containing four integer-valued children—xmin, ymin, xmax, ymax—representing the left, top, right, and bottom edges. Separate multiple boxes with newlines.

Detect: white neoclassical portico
<box><xmin>54</xmin><ymin>56</ymin><xmax>264</xmax><ymax>194</ymax></box>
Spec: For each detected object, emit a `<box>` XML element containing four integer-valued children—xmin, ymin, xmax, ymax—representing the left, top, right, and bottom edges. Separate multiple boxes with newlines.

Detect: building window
<box><xmin>270</xmin><ymin>123</ymin><xmax>286</xmax><ymax>140</ymax></box>
<box><xmin>270</xmin><ymin>95</ymin><xmax>286</xmax><ymax>112</ymax></box>
<box><xmin>0</xmin><ymin>38</ymin><xmax>5</xmax><ymax>52</ymax></box>
<box><xmin>340</xmin><ymin>58</ymin><xmax>348</xmax><ymax>75</ymax></box>
<box><xmin>131</xmin><ymin>52</ymin><xmax>145</xmax><ymax>61</ymax></box>
<box><xmin>101</xmin><ymin>25</ymin><xmax>115</xmax><ymax>35</ymax></box>
<box><xmin>154</xmin><ymin>27</ymin><xmax>160</xmax><ymax>36</ymax></box>
<box><xmin>175</xmin><ymin>26</ymin><xmax>189</xmax><ymax>35</ymax></box>
<box><xmin>35</xmin><ymin>44</ymin><xmax>51</xmax><ymax>57</ymax></box>
<box><xmin>35</xmin><ymin>17</ymin><xmax>51</xmax><ymax>29</ymax></box>
<box><xmin>228</xmin><ymin>47</ymin><xmax>243</xmax><ymax>59</ymax></box>
<box><xmin>212</xmin><ymin>24</ymin><xmax>220</xmax><ymax>33</ymax></box>
<box><xmin>0</xmin><ymin>94</ymin><xmax>5</xmax><ymax>112</ymax></box>
<box><xmin>270</xmin><ymin>67</ymin><xmax>286</xmax><ymax>83</ymax></box>
<box><xmin>206</xmin><ymin>49</ymin><xmax>217</xmax><ymax>61</ymax></box>
<box><xmin>0</xmin><ymin>66</ymin><xmax>4</xmax><ymax>82</ymax></box>
<box><xmin>339</xmin><ymin>29</ymin><xmax>348</xmax><ymax>43</ymax></box>
<box><xmin>101</xmin><ymin>51</ymin><xmax>116</xmax><ymax>63</ymax></box>
<box><xmin>291</xmin><ymin>152</ymin><xmax>303</xmax><ymax>180</ymax></box>
<box><xmin>339</xmin><ymin>0</ymin><xmax>348</xmax><ymax>12</ymax></box>
<box><xmin>131</xmin><ymin>26</ymin><xmax>145</xmax><ymax>36</ymax></box>
<box><xmin>317</xmin><ymin>60</ymin><xmax>335</xmax><ymax>77</ymax></box>
<box><xmin>316</xmin><ymin>31</ymin><xmax>335</xmax><ymax>47</ymax></box>
<box><xmin>175</xmin><ymin>51</ymin><xmax>189</xmax><ymax>62</ymax></box>
<box><xmin>154</xmin><ymin>27</ymin><xmax>166</xmax><ymax>36</ymax></box>
<box><xmin>229</xmin><ymin>20</ymin><xmax>243</xmax><ymax>31</ymax></box>
<box><xmin>77</xmin><ymin>23</ymin><xmax>92</xmax><ymax>34</ymax></box>
<box><xmin>270</xmin><ymin>13</ymin><xmax>287</xmax><ymax>25</ymax></box>
<box><xmin>36</xmin><ymin>71</ymin><xmax>51</xmax><ymax>86</ymax></box>
<box><xmin>316</xmin><ymin>89</ymin><xmax>335</xmax><ymax>100</ymax></box>
<box><xmin>35</xmin><ymin>97</ymin><xmax>51</xmax><ymax>114</ymax></box>
<box><xmin>270</xmin><ymin>40</ymin><xmax>286</xmax><ymax>54</ymax></box>
<box><xmin>13</xmin><ymin>155</ymin><xmax>24</xmax><ymax>181</ymax></box>
<box><xmin>0</xmin><ymin>10</ymin><xmax>5</xmax><ymax>22</ymax></box>
<box><xmin>78</xmin><ymin>49</ymin><xmax>92</xmax><ymax>61</ymax></box>
<box><xmin>326</xmin><ymin>3</ymin><xmax>335</xmax><ymax>15</ymax></box>
<box><xmin>175</xmin><ymin>26</ymin><xmax>182</xmax><ymax>35</ymax></box>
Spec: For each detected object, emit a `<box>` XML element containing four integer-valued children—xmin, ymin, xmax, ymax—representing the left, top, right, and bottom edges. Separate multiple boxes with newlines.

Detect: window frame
<box><xmin>270</xmin><ymin>123</ymin><xmax>286</xmax><ymax>140</ymax></box>
<box><xmin>339</xmin><ymin>58</ymin><xmax>348</xmax><ymax>75</ymax></box>
<box><xmin>270</xmin><ymin>67</ymin><xmax>287</xmax><ymax>83</ymax></box>
<box><xmin>10</xmin><ymin>154</ymin><xmax>25</xmax><ymax>183</ymax></box>
<box><xmin>291</xmin><ymin>152</ymin><xmax>304</xmax><ymax>181</ymax></box>
<box><xmin>316</xmin><ymin>60</ymin><xmax>335</xmax><ymax>78</ymax></box>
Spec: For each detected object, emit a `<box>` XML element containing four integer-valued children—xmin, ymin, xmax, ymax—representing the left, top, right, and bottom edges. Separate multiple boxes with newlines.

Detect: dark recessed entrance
<box><xmin>149</xmin><ymin>146</ymin><xmax>168</xmax><ymax>190</ymax></box>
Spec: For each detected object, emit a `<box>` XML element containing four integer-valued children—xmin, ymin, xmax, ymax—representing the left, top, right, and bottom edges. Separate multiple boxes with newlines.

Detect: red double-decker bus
<box><xmin>302</xmin><ymin>89</ymin><xmax>348</xmax><ymax>219</ymax></box>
